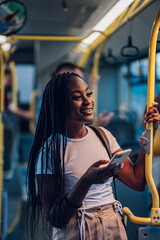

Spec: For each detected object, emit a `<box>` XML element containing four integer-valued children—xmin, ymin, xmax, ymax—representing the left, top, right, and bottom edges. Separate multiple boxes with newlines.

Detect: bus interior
<box><xmin>0</xmin><ymin>0</ymin><xmax>160</xmax><ymax>239</ymax></box>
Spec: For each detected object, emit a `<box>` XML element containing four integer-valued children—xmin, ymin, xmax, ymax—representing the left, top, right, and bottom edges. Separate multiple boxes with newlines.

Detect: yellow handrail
<box><xmin>146</xmin><ymin>4</ymin><xmax>160</xmax><ymax>213</ymax></box>
<box><xmin>9</xmin><ymin>61</ymin><xmax>18</xmax><ymax>111</ymax></box>
<box><xmin>11</xmin><ymin>30</ymin><xmax>103</xmax><ymax>42</ymax></box>
<box><xmin>123</xmin><ymin>6</ymin><xmax>160</xmax><ymax>226</ymax></box>
<box><xmin>91</xmin><ymin>0</ymin><xmax>141</xmax><ymax>118</ymax></box>
<box><xmin>11</xmin><ymin>35</ymin><xmax>84</xmax><ymax>41</ymax></box>
<box><xmin>29</xmin><ymin>89</ymin><xmax>39</xmax><ymax>134</ymax></box>
<box><xmin>92</xmin><ymin>39</ymin><xmax>107</xmax><ymax>118</ymax></box>
<box><xmin>75</xmin><ymin>0</ymin><xmax>156</xmax><ymax>69</ymax></box>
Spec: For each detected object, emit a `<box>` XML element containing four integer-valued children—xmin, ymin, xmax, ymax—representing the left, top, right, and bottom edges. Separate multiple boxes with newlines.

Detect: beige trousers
<box><xmin>52</xmin><ymin>203</ymin><xmax>128</xmax><ymax>240</ymax></box>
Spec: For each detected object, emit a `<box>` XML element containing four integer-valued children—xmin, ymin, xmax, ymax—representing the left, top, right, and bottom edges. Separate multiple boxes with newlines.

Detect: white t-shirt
<box><xmin>35</xmin><ymin>126</ymin><xmax>120</xmax><ymax>209</ymax></box>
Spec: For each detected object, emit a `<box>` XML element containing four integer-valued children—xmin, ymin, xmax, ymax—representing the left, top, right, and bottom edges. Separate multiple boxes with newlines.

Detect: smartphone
<box><xmin>99</xmin><ymin>149</ymin><xmax>132</xmax><ymax>168</ymax></box>
<box><xmin>108</xmin><ymin>149</ymin><xmax>132</xmax><ymax>166</ymax></box>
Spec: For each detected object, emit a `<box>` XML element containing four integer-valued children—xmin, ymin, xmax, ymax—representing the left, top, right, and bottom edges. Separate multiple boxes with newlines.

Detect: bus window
<box><xmin>16</xmin><ymin>64</ymin><xmax>36</xmax><ymax>105</ymax></box>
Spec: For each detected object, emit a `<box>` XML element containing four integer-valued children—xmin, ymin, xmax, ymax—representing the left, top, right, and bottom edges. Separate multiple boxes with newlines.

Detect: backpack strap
<box><xmin>89</xmin><ymin>126</ymin><xmax>112</xmax><ymax>159</ymax></box>
<box><xmin>89</xmin><ymin>126</ymin><xmax>126</xmax><ymax>228</ymax></box>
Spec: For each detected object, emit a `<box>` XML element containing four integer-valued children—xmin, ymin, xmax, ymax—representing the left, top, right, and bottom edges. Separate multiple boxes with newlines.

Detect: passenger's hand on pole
<box><xmin>83</xmin><ymin>160</ymin><xmax>123</xmax><ymax>185</ymax></box>
<box><xmin>143</xmin><ymin>102</ymin><xmax>160</xmax><ymax>131</ymax></box>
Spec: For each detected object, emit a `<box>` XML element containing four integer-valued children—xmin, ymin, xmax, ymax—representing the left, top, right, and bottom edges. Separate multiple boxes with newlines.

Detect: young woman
<box><xmin>27</xmin><ymin>72</ymin><xmax>159</xmax><ymax>240</ymax></box>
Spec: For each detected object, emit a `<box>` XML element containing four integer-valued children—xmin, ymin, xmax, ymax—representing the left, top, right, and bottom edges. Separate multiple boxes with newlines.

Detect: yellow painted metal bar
<box><xmin>75</xmin><ymin>0</ymin><xmax>156</xmax><ymax>63</ymax></box>
<box><xmin>123</xmin><ymin>207</ymin><xmax>152</xmax><ymax>225</ymax></box>
<box><xmin>129</xmin><ymin>0</ymin><xmax>156</xmax><ymax>19</ymax></box>
<box><xmin>9</xmin><ymin>61</ymin><xmax>18</xmax><ymax>111</ymax></box>
<box><xmin>92</xmin><ymin>39</ymin><xmax>107</xmax><ymax>118</ymax></box>
<box><xmin>103</xmin><ymin>0</ymin><xmax>156</xmax><ymax>44</ymax></box>
<box><xmin>87</xmin><ymin>8</ymin><xmax>130</xmax><ymax>117</ymax></box>
<box><xmin>123</xmin><ymin>6</ymin><xmax>160</xmax><ymax>226</ymax></box>
<box><xmin>90</xmin><ymin>0</ymin><xmax>140</xmax><ymax>118</ymax></box>
<box><xmin>0</xmin><ymin>51</ymin><xmax>4</xmax><ymax>235</ymax></box>
<box><xmin>9</xmin><ymin>0</ymin><xmax>156</xmax><ymax>65</ymax></box>
<box><xmin>126</xmin><ymin>0</ymin><xmax>141</xmax><ymax>16</ymax></box>
<box><xmin>29</xmin><ymin>89</ymin><xmax>39</xmax><ymax>134</ymax></box>
<box><xmin>146</xmin><ymin>6</ymin><xmax>160</xmax><ymax>209</ymax></box>
<box><xmin>76</xmin><ymin>49</ymin><xmax>92</xmax><ymax>67</ymax></box>
<box><xmin>78</xmin><ymin>0</ymin><xmax>141</xmax><ymax>75</ymax></box>
<box><xmin>75</xmin><ymin>0</ymin><xmax>155</xmax><ymax>123</ymax></box>
<box><xmin>11</xmin><ymin>31</ymin><xmax>100</xmax><ymax>42</ymax></box>
<box><xmin>143</xmin><ymin>0</ymin><xmax>149</xmax><ymax>3</ymax></box>
<box><xmin>12</xmin><ymin>35</ymin><xmax>84</xmax><ymax>41</ymax></box>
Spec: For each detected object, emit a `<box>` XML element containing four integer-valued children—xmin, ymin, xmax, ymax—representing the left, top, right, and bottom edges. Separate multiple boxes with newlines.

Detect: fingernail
<box><xmin>120</xmin><ymin>163</ymin><xmax>124</xmax><ymax>168</ymax></box>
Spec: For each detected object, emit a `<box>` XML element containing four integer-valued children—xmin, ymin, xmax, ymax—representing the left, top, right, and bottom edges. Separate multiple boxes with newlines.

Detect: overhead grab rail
<box><xmin>8</xmin><ymin>0</ymin><xmax>155</xmax><ymax>57</ymax></box>
<box><xmin>104</xmin><ymin>48</ymin><xmax>117</xmax><ymax>64</ymax></box>
<box><xmin>11</xmin><ymin>30</ymin><xmax>104</xmax><ymax>42</ymax></box>
<box><xmin>122</xmin><ymin>6</ymin><xmax>160</xmax><ymax>226</ymax></box>
<box><xmin>120</xmin><ymin>35</ymin><xmax>140</xmax><ymax>58</ymax></box>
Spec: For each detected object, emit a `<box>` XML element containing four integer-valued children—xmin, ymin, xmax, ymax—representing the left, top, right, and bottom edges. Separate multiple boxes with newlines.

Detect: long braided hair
<box><xmin>27</xmin><ymin>72</ymin><xmax>79</xmax><ymax>239</ymax></box>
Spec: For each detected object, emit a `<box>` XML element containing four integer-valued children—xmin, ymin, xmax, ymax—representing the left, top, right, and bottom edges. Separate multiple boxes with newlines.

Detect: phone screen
<box><xmin>108</xmin><ymin>149</ymin><xmax>132</xmax><ymax>166</ymax></box>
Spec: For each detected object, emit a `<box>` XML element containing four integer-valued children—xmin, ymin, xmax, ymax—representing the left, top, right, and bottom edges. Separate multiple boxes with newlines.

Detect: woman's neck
<box><xmin>67</xmin><ymin>124</ymin><xmax>87</xmax><ymax>139</ymax></box>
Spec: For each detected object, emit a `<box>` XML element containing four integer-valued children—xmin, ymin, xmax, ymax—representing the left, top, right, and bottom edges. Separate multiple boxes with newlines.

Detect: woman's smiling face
<box><xmin>67</xmin><ymin>75</ymin><xmax>95</xmax><ymax>125</ymax></box>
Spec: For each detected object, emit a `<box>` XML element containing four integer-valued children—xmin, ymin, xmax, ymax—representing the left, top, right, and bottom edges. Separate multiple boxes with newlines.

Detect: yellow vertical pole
<box><xmin>29</xmin><ymin>89</ymin><xmax>39</xmax><ymax>134</ymax></box>
<box><xmin>9</xmin><ymin>61</ymin><xmax>18</xmax><ymax>111</ymax></box>
<box><xmin>76</xmin><ymin>49</ymin><xmax>92</xmax><ymax>67</ymax></box>
<box><xmin>122</xmin><ymin>6</ymin><xmax>160</xmax><ymax>226</ymax></box>
<box><xmin>92</xmin><ymin>39</ymin><xmax>107</xmax><ymax>118</ymax></box>
<box><xmin>146</xmin><ymin>7</ymin><xmax>160</xmax><ymax>211</ymax></box>
<box><xmin>0</xmin><ymin>52</ymin><xmax>4</xmax><ymax>234</ymax></box>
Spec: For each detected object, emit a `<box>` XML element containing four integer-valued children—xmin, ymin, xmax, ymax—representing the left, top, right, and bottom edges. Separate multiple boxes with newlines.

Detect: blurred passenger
<box><xmin>37</xmin><ymin>62</ymin><xmax>114</xmax><ymax>127</ymax></box>
<box><xmin>4</xmin><ymin>68</ymin><xmax>36</xmax><ymax>121</ymax></box>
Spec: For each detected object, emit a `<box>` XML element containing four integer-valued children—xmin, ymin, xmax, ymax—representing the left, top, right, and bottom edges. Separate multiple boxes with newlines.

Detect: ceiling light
<box><xmin>93</xmin><ymin>0</ymin><xmax>134</xmax><ymax>32</ymax></box>
<box><xmin>1</xmin><ymin>42</ymin><xmax>11</xmax><ymax>51</ymax></box>
<box><xmin>80</xmin><ymin>0</ymin><xmax>134</xmax><ymax>47</ymax></box>
<box><xmin>80</xmin><ymin>32</ymin><xmax>101</xmax><ymax>48</ymax></box>
<box><xmin>0</xmin><ymin>35</ymin><xmax>7</xmax><ymax>44</ymax></box>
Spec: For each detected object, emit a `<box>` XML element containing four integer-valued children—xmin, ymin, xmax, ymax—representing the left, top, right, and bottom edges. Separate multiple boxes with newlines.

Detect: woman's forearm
<box><xmin>117</xmin><ymin>148</ymin><xmax>146</xmax><ymax>191</ymax></box>
<box><xmin>47</xmin><ymin>174</ymin><xmax>91</xmax><ymax>228</ymax></box>
<box><xmin>47</xmin><ymin>159</ymin><xmax>119</xmax><ymax>227</ymax></box>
